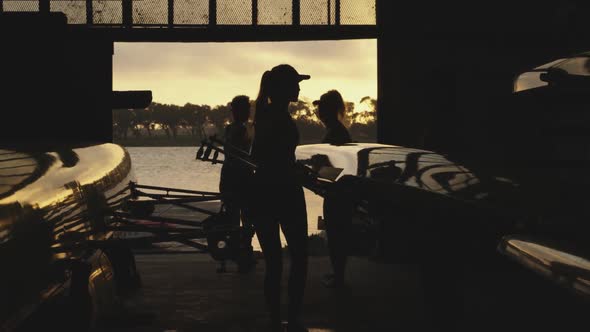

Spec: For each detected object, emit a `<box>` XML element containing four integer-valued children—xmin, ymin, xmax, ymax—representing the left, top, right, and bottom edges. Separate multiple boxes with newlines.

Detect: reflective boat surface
<box><xmin>296</xmin><ymin>143</ymin><xmax>520</xmax><ymax>207</ymax></box>
<box><xmin>499</xmin><ymin>236</ymin><xmax>590</xmax><ymax>298</ymax></box>
<box><xmin>296</xmin><ymin>143</ymin><xmax>524</xmax><ymax>262</ymax></box>
<box><xmin>0</xmin><ymin>143</ymin><xmax>135</xmax><ymax>331</ymax></box>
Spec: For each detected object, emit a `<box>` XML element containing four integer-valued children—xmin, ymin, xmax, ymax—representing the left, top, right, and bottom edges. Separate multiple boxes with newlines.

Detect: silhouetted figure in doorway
<box><xmin>219</xmin><ymin>95</ymin><xmax>256</xmax><ymax>273</ymax></box>
<box><xmin>314</xmin><ymin>90</ymin><xmax>354</xmax><ymax>289</ymax></box>
<box><xmin>251</xmin><ymin>64</ymin><xmax>310</xmax><ymax>332</ymax></box>
<box><xmin>314</xmin><ymin>90</ymin><xmax>352</xmax><ymax>146</ymax></box>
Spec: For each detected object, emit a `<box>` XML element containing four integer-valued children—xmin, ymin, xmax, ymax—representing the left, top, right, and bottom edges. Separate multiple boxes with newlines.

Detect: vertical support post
<box><xmin>86</xmin><ymin>0</ymin><xmax>93</xmax><ymax>25</ymax></box>
<box><xmin>168</xmin><ymin>0</ymin><xmax>174</xmax><ymax>27</ymax></box>
<box><xmin>335</xmin><ymin>0</ymin><xmax>340</xmax><ymax>25</ymax></box>
<box><xmin>0</xmin><ymin>0</ymin><xmax>4</xmax><ymax>14</ymax></box>
<box><xmin>209</xmin><ymin>0</ymin><xmax>216</xmax><ymax>26</ymax></box>
<box><xmin>40</xmin><ymin>0</ymin><xmax>50</xmax><ymax>13</ymax></box>
<box><xmin>252</xmin><ymin>0</ymin><xmax>258</xmax><ymax>25</ymax></box>
<box><xmin>107</xmin><ymin>40</ymin><xmax>114</xmax><ymax>142</ymax></box>
<box><xmin>292</xmin><ymin>0</ymin><xmax>300</xmax><ymax>25</ymax></box>
<box><xmin>327</xmin><ymin>0</ymin><xmax>331</xmax><ymax>25</ymax></box>
<box><xmin>123</xmin><ymin>0</ymin><xmax>132</xmax><ymax>27</ymax></box>
<box><xmin>376</xmin><ymin>0</ymin><xmax>388</xmax><ymax>144</ymax></box>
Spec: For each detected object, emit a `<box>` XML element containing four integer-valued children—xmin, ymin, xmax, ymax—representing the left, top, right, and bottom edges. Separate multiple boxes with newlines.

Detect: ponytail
<box><xmin>255</xmin><ymin>70</ymin><xmax>272</xmax><ymax>125</ymax></box>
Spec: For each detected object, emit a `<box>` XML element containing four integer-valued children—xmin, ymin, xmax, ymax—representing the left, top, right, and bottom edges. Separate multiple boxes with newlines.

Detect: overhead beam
<box><xmin>70</xmin><ymin>25</ymin><xmax>378</xmax><ymax>42</ymax></box>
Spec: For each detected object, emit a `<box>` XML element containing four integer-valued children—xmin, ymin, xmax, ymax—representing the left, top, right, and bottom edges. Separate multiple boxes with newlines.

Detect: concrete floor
<box><xmin>91</xmin><ymin>253</ymin><xmax>426</xmax><ymax>332</ymax></box>
<box><xmin>95</xmin><ymin>202</ymin><xmax>590</xmax><ymax>332</ymax></box>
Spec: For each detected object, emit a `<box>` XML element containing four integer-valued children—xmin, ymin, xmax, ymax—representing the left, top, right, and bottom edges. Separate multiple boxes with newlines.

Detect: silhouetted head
<box><xmin>256</xmin><ymin>65</ymin><xmax>310</xmax><ymax>119</ymax></box>
<box><xmin>230</xmin><ymin>95</ymin><xmax>250</xmax><ymax>123</ymax></box>
<box><xmin>313</xmin><ymin>90</ymin><xmax>345</xmax><ymax>126</ymax></box>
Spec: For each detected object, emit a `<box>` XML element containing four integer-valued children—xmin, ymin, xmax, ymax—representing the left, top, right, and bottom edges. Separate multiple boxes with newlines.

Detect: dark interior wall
<box><xmin>67</xmin><ymin>38</ymin><xmax>114</xmax><ymax>143</ymax></box>
<box><xmin>0</xmin><ymin>13</ymin><xmax>113</xmax><ymax>145</ymax></box>
<box><xmin>376</xmin><ymin>1</ymin><xmax>590</xmax><ymax>161</ymax></box>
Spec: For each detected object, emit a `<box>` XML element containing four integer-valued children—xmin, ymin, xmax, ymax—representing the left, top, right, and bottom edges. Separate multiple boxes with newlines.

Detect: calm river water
<box><xmin>126</xmin><ymin>146</ymin><xmax>324</xmax><ymax>249</ymax></box>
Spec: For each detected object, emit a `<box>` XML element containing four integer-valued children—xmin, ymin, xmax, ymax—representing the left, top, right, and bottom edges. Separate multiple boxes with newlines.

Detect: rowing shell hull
<box><xmin>0</xmin><ymin>143</ymin><xmax>135</xmax><ymax>330</ymax></box>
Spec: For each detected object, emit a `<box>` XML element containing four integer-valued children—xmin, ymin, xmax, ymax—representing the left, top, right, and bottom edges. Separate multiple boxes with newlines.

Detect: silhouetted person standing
<box><xmin>219</xmin><ymin>95</ymin><xmax>256</xmax><ymax>272</ymax></box>
<box><xmin>251</xmin><ymin>65</ymin><xmax>310</xmax><ymax>332</ymax></box>
<box><xmin>313</xmin><ymin>90</ymin><xmax>353</xmax><ymax>289</ymax></box>
<box><xmin>314</xmin><ymin>90</ymin><xmax>352</xmax><ymax>146</ymax></box>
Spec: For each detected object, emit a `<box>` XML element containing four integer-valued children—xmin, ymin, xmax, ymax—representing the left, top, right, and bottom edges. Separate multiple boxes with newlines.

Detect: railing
<box><xmin>0</xmin><ymin>0</ymin><xmax>376</xmax><ymax>27</ymax></box>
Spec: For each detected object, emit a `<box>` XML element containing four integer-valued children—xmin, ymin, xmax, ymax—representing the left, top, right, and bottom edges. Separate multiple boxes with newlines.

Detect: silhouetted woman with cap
<box><xmin>251</xmin><ymin>64</ymin><xmax>310</xmax><ymax>332</ymax></box>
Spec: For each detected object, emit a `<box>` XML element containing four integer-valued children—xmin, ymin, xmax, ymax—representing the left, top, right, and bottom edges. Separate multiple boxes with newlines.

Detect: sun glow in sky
<box><xmin>113</xmin><ymin>39</ymin><xmax>377</xmax><ymax>108</ymax></box>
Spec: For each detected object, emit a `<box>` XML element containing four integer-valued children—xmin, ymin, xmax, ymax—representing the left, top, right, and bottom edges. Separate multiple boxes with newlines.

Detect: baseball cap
<box><xmin>270</xmin><ymin>64</ymin><xmax>311</xmax><ymax>83</ymax></box>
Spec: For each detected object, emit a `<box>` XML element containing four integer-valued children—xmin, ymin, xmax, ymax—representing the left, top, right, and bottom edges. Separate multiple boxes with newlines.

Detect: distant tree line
<box><xmin>113</xmin><ymin>97</ymin><xmax>376</xmax><ymax>144</ymax></box>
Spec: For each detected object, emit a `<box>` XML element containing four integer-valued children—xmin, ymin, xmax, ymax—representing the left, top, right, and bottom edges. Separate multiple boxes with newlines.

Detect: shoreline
<box><xmin>115</xmin><ymin>137</ymin><xmax>377</xmax><ymax>147</ymax></box>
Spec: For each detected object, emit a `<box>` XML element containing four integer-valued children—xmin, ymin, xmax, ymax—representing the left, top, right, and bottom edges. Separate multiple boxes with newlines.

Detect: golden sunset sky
<box><xmin>113</xmin><ymin>39</ymin><xmax>377</xmax><ymax>109</ymax></box>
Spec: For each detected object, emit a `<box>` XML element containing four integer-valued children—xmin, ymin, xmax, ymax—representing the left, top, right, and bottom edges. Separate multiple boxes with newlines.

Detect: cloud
<box><xmin>114</xmin><ymin>39</ymin><xmax>377</xmax><ymax>106</ymax></box>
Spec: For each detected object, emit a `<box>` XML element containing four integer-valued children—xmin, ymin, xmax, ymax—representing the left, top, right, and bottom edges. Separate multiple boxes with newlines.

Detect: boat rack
<box><xmin>110</xmin><ymin>182</ymin><xmax>251</xmax><ymax>273</ymax></box>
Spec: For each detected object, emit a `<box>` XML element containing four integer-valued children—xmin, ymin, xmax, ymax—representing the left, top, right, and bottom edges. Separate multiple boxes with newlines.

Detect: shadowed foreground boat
<box><xmin>0</xmin><ymin>143</ymin><xmax>140</xmax><ymax>331</ymax></box>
